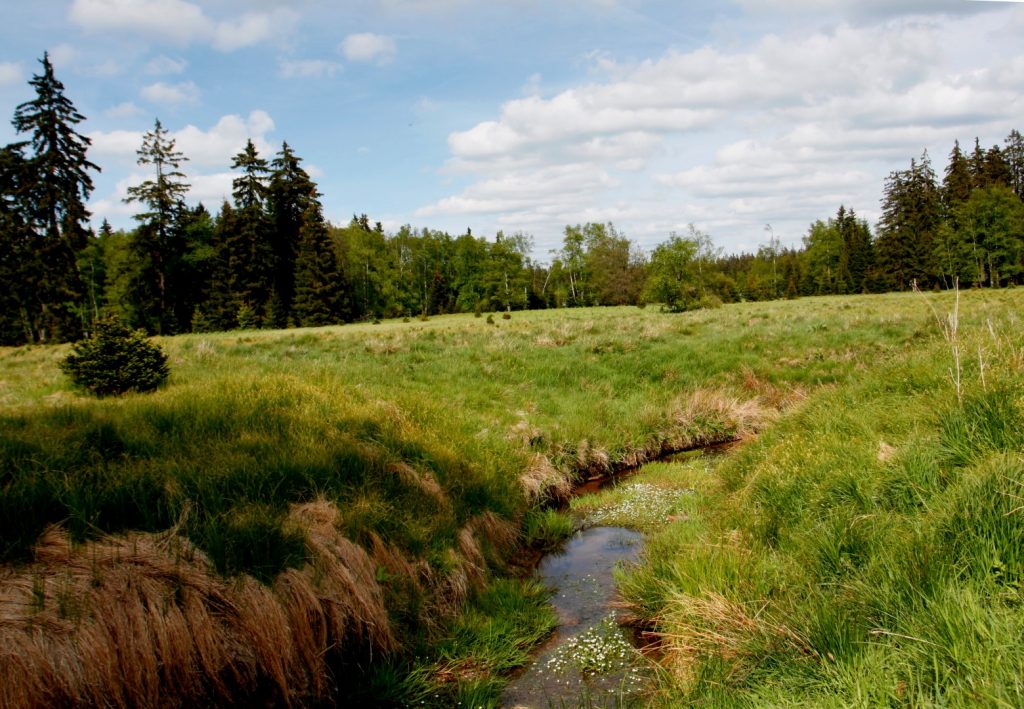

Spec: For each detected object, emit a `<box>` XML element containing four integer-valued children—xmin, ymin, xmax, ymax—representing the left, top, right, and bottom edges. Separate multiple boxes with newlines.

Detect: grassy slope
<box><xmin>1</xmin><ymin>290</ymin><xmax>1020</xmax><ymax>704</ymax></box>
<box><xmin>617</xmin><ymin>289</ymin><xmax>1024</xmax><ymax>706</ymax></box>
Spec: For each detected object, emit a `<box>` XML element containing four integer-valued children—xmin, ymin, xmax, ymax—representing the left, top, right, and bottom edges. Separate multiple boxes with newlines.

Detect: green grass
<box><xmin>615</xmin><ymin>290</ymin><xmax>1024</xmax><ymax>706</ymax></box>
<box><xmin>2</xmin><ymin>289</ymin><xmax>1023</xmax><ymax>702</ymax></box>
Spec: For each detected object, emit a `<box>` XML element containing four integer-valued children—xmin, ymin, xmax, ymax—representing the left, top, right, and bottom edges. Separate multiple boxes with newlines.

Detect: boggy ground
<box><xmin>0</xmin><ymin>290</ymin><xmax>1019</xmax><ymax>706</ymax></box>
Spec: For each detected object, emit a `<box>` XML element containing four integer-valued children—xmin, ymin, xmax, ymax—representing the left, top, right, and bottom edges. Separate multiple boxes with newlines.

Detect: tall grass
<box><xmin>1</xmin><ymin>290</ymin><xmax>1020</xmax><ymax>704</ymax></box>
<box><xmin>618</xmin><ymin>289</ymin><xmax>1024</xmax><ymax>705</ymax></box>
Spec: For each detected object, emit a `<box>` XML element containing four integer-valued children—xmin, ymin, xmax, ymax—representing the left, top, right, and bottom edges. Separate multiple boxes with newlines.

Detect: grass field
<box><xmin>1</xmin><ymin>290</ymin><xmax>1021</xmax><ymax>706</ymax></box>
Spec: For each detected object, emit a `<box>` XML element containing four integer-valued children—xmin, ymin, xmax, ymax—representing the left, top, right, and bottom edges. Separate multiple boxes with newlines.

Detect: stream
<box><xmin>501</xmin><ymin>526</ymin><xmax>647</xmax><ymax>708</ymax></box>
<box><xmin>501</xmin><ymin>444</ymin><xmax>734</xmax><ymax>708</ymax></box>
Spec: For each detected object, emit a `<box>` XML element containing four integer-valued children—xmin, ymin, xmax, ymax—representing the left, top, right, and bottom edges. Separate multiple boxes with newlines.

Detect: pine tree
<box><xmin>267</xmin><ymin>142</ymin><xmax>317</xmax><ymax>327</ymax></box>
<box><xmin>292</xmin><ymin>202</ymin><xmax>345</xmax><ymax>326</ymax></box>
<box><xmin>11</xmin><ymin>53</ymin><xmax>100</xmax><ymax>342</ymax></box>
<box><xmin>124</xmin><ymin>119</ymin><xmax>191</xmax><ymax>334</ymax></box>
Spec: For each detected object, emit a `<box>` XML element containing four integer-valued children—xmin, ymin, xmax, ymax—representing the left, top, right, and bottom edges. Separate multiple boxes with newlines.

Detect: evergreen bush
<box><xmin>60</xmin><ymin>317</ymin><xmax>170</xmax><ymax>397</ymax></box>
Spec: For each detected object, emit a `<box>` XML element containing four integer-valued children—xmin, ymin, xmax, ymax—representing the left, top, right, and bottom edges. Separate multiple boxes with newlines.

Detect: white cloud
<box><xmin>105</xmin><ymin>101</ymin><xmax>144</xmax><ymax>119</ymax></box>
<box><xmin>90</xmin><ymin>110</ymin><xmax>277</xmax><ymax>168</ymax></box>
<box><xmin>340</xmin><ymin>33</ymin><xmax>397</xmax><ymax>64</ymax></box>
<box><xmin>0</xmin><ymin>62</ymin><xmax>21</xmax><ymax>86</ymax></box>
<box><xmin>69</xmin><ymin>0</ymin><xmax>210</xmax><ymax>45</ymax></box>
<box><xmin>48</xmin><ymin>44</ymin><xmax>79</xmax><ymax>67</ymax></box>
<box><xmin>418</xmin><ymin>10</ymin><xmax>1024</xmax><ymax>254</ymax></box>
<box><xmin>144</xmin><ymin>55</ymin><xmax>187</xmax><ymax>75</ymax></box>
<box><xmin>141</xmin><ymin>81</ymin><xmax>201</xmax><ymax>105</ymax></box>
<box><xmin>279</xmin><ymin>58</ymin><xmax>342</xmax><ymax>79</ymax></box>
<box><xmin>89</xmin><ymin>112</ymin><xmax>279</xmax><ymax>222</ymax></box>
<box><xmin>69</xmin><ymin>0</ymin><xmax>294</xmax><ymax>51</ymax></box>
<box><xmin>213</xmin><ymin>10</ymin><xmax>298</xmax><ymax>52</ymax></box>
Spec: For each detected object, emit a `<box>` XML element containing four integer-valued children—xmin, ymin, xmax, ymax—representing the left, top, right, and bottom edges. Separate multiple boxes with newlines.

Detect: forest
<box><xmin>2</xmin><ymin>53</ymin><xmax>1024</xmax><ymax>346</ymax></box>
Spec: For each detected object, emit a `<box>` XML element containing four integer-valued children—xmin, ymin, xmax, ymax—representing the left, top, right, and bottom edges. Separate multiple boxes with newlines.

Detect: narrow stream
<box><xmin>501</xmin><ymin>525</ymin><xmax>647</xmax><ymax>708</ymax></box>
<box><xmin>502</xmin><ymin>443</ymin><xmax>734</xmax><ymax>708</ymax></box>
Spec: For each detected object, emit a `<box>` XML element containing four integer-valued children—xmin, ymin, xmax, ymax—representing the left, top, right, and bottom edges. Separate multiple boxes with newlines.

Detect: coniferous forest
<box><xmin>3</xmin><ymin>54</ymin><xmax>1023</xmax><ymax>346</ymax></box>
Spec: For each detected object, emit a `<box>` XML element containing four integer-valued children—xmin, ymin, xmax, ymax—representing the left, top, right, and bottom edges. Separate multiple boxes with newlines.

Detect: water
<box><xmin>501</xmin><ymin>526</ymin><xmax>646</xmax><ymax>709</ymax></box>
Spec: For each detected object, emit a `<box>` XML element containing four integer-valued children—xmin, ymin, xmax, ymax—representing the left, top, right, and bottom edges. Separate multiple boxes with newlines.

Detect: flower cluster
<box><xmin>584</xmin><ymin>483</ymin><xmax>693</xmax><ymax>527</ymax></box>
<box><xmin>544</xmin><ymin>615</ymin><xmax>638</xmax><ymax>676</ymax></box>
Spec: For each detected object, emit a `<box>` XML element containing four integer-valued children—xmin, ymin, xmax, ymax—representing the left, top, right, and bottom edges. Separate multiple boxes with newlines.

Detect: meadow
<box><xmin>1</xmin><ymin>290</ymin><xmax>1021</xmax><ymax>706</ymax></box>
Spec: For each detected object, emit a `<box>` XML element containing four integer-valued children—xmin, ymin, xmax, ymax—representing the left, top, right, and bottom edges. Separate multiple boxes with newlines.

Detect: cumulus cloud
<box><xmin>279</xmin><ymin>58</ymin><xmax>342</xmax><ymax>79</ymax></box>
<box><xmin>0</xmin><ymin>62</ymin><xmax>21</xmax><ymax>86</ymax></box>
<box><xmin>90</xmin><ymin>110</ymin><xmax>277</xmax><ymax>168</ymax></box>
<box><xmin>340</xmin><ymin>33</ymin><xmax>397</xmax><ymax>64</ymax></box>
<box><xmin>419</xmin><ymin>10</ymin><xmax>1024</xmax><ymax>253</ymax></box>
<box><xmin>69</xmin><ymin>0</ymin><xmax>294</xmax><ymax>51</ymax></box>
<box><xmin>89</xmin><ymin>112</ymin><xmax>278</xmax><ymax>221</ymax></box>
<box><xmin>70</xmin><ymin>0</ymin><xmax>210</xmax><ymax>45</ymax></box>
<box><xmin>141</xmin><ymin>81</ymin><xmax>201</xmax><ymax>105</ymax></box>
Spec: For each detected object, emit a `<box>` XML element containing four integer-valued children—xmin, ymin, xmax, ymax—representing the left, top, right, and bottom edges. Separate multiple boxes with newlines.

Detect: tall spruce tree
<box><xmin>11</xmin><ymin>53</ymin><xmax>99</xmax><ymax>342</ymax></box>
<box><xmin>875</xmin><ymin>153</ymin><xmax>940</xmax><ymax>290</ymax></box>
<box><xmin>267</xmin><ymin>142</ymin><xmax>317</xmax><ymax>327</ymax></box>
<box><xmin>0</xmin><ymin>144</ymin><xmax>36</xmax><ymax>344</ymax></box>
<box><xmin>124</xmin><ymin>119</ymin><xmax>191</xmax><ymax>334</ymax></box>
<box><xmin>228</xmin><ymin>139</ymin><xmax>273</xmax><ymax>325</ymax></box>
<box><xmin>936</xmin><ymin>140</ymin><xmax>978</xmax><ymax>286</ymax></box>
<box><xmin>292</xmin><ymin>201</ymin><xmax>346</xmax><ymax>326</ymax></box>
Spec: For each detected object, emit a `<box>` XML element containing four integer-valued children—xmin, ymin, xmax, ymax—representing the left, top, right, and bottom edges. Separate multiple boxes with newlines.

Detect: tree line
<box><xmin>2</xmin><ymin>54</ymin><xmax>1023</xmax><ymax>346</ymax></box>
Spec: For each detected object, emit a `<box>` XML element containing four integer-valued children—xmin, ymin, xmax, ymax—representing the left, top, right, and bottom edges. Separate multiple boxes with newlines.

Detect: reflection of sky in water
<box><xmin>502</xmin><ymin>526</ymin><xmax>647</xmax><ymax>708</ymax></box>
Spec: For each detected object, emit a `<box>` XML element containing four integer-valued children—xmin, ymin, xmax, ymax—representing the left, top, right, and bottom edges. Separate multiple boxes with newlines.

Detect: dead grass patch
<box><xmin>0</xmin><ymin>499</ymin><xmax>395</xmax><ymax>708</ymax></box>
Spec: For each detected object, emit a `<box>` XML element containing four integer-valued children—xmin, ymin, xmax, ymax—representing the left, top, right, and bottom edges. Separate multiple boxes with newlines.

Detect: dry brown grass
<box><xmin>0</xmin><ymin>499</ymin><xmax>396</xmax><ymax>709</ymax></box>
<box><xmin>652</xmin><ymin>591</ymin><xmax>814</xmax><ymax>687</ymax></box>
<box><xmin>519</xmin><ymin>453</ymin><xmax>572</xmax><ymax>503</ymax></box>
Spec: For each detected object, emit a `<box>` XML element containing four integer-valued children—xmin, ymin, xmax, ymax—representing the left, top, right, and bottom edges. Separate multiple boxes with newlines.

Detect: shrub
<box><xmin>486</xmin><ymin>314</ymin><xmax>495</xmax><ymax>325</ymax></box>
<box><xmin>502</xmin><ymin>312</ymin><xmax>511</xmax><ymax>320</ymax></box>
<box><xmin>698</xmin><ymin>294</ymin><xmax>724</xmax><ymax>310</ymax></box>
<box><xmin>60</xmin><ymin>317</ymin><xmax>170</xmax><ymax>397</ymax></box>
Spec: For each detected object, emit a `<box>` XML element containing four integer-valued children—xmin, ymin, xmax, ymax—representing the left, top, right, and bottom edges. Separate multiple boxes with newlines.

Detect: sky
<box><xmin>0</xmin><ymin>0</ymin><xmax>1022</xmax><ymax>260</ymax></box>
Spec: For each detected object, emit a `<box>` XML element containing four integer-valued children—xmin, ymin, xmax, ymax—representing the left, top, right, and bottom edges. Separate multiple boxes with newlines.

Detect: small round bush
<box><xmin>60</xmin><ymin>317</ymin><xmax>170</xmax><ymax>397</ymax></box>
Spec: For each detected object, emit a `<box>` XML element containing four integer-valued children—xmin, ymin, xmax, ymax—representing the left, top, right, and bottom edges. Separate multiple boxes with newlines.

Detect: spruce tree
<box><xmin>267</xmin><ymin>142</ymin><xmax>317</xmax><ymax>327</ymax></box>
<box><xmin>937</xmin><ymin>140</ymin><xmax>978</xmax><ymax>286</ymax></box>
<box><xmin>1005</xmin><ymin>129</ymin><xmax>1024</xmax><ymax>201</ymax></box>
<box><xmin>982</xmin><ymin>146</ymin><xmax>1012</xmax><ymax>189</ymax></box>
<box><xmin>0</xmin><ymin>144</ymin><xmax>36</xmax><ymax>344</ymax></box>
<box><xmin>201</xmin><ymin>201</ymin><xmax>240</xmax><ymax>330</ymax></box>
<box><xmin>228</xmin><ymin>140</ymin><xmax>273</xmax><ymax>325</ymax></box>
<box><xmin>875</xmin><ymin>153</ymin><xmax>940</xmax><ymax>289</ymax></box>
<box><xmin>292</xmin><ymin>202</ymin><xmax>345</xmax><ymax>327</ymax></box>
<box><xmin>11</xmin><ymin>53</ymin><xmax>100</xmax><ymax>342</ymax></box>
<box><xmin>124</xmin><ymin>119</ymin><xmax>191</xmax><ymax>334</ymax></box>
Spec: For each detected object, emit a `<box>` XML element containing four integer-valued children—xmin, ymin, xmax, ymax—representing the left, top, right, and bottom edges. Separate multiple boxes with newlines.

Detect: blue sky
<box><xmin>1</xmin><ymin>0</ymin><xmax>1022</xmax><ymax>259</ymax></box>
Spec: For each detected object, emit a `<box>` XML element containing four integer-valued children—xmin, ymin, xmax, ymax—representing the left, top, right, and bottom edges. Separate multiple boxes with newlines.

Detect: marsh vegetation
<box><xmin>0</xmin><ymin>289</ymin><xmax>1022</xmax><ymax>706</ymax></box>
